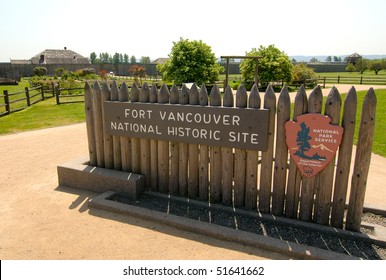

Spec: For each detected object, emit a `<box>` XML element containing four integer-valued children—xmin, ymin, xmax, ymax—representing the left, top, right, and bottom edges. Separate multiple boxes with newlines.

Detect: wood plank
<box><xmin>346</xmin><ymin>88</ymin><xmax>377</xmax><ymax>231</ymax></box>
<box><xmin>221</xmin><ymin>85</ymin><xmax>234</xmax><ymax>205</ymax></box>
<box><xmin>259</xmin><ymin>85</ymin><xmax>276</xmax><ymax>213</ymax></box>
<box><xmin>139</xmin><ymin>83</ymin><xmax>151</xmax><ymax>188</ymax></box>
<box><xmin>285</xmin><ymin>85</ymin><xmax>307</xmax><ymax>218</ymax></box>
<box><xmin>169</xmin><ymin>85</ymin><xmax>179</xmax><ymax>195</ymax></box>
<box><xmin>179</xmin><ymin>84</ymin><xmax>189</xmax><ymax>196</ymax></box>
<box><xmin>111</xmin><ymin>81</ymin><xmax>122</xmax><ymax>171</ymax></box>
<box><xmin>234</xmin><ymin>84</ymin><xmax>247</xmax><ymax>208</ymax></box>
<box><xmin>84</xmin><ymin>82</ymin><xmax>97</xmax><ymax>166</ymax></box>
<box><xmin>149</xmin><ymin>84</ymin><xmax>158</xmax><ymax>191</ymax></box>
<box><xmin>188</xmin><ymin>84</ymin><xmax>199</xmax><ymax>198</ymax></box>
<box><xmin>314</xmin><ymin>87</ymin><xmax>341</xmax><ymax>225</ymax></box>
<box><xmin>299</xmin><ymin>85</ymin><xmax>323</xmax><ymax>221</ymax></box>
<box><xmin>102</xmin><ymin>83</ymin><xmax>114</xmax><ymax>169</ymax></box>
<box><xmin>157</xmin><ymin>84</ymin><xmax>170</xmax><ymax>193</ymax></box>
<box><xmin>331</xmin><ymin>87</ymin><xmax>357</xmax><ymax>228</ymax></box>
<box><xmin>118</xmin><ymin>82</ymin><xmax>132</xmax><ymax>172</ymax></box>
<box><xmin>199</xmin><ymin>84</ymin><xmax>209</xmax><ymax>201</ymax></box>
<box><xmin>130</xmin><ymin>83</ymin><xmax>141</xmax><ymax>173</ymax></box>
<box><xmin>245</xmin><ymin>84</ymin><xmax>261</xmax><ymax>210</ymax></box>
<box><xmin>272</xmin><ymin>86</ymin><xmax>290</xmax><ymax>216</ymax></box>
<box><xmin>209</xmin><ymin>84</ymin><xmax>222</xmax><ymax>203</ymax></box>
<box><xmin>92</xmin><ymin>81</ymin><xmax>104</xmax><ymax>167</ymax></box>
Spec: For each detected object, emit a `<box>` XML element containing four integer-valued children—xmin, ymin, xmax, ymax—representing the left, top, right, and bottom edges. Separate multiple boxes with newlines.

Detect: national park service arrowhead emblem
<box><xmin>285</xmin><ymin>114</ymin><xmax>344</xmax><ymax>177</ymax></box>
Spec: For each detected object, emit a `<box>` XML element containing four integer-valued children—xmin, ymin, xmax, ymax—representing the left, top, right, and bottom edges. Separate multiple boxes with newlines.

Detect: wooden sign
<box><xmin>103</xmin><ymin>102</ymin><xmax>270</xmax><ymax>151</ymax></box>
<box><xmin>285</xmin><ymin>114</ymin><xmax>344</xmax><ymax>177</ymax></box>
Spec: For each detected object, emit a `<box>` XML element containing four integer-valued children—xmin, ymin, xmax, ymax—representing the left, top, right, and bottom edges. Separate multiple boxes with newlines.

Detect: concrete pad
<box><xmin>57</xmin><ymin>157</ymin><xmax>144</xmax><ymax>199</ymax></box>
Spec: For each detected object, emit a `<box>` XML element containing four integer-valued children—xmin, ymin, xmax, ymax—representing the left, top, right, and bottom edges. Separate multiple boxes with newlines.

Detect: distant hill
<box><xmin>290</xmin><ymin>54</ymin><xmax>386</xmax><ymax>62</ymax></box>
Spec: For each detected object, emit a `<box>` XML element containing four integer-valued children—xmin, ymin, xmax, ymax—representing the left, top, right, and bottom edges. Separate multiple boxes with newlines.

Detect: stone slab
<box><xmin>57</xmin><ymin>157</ymin><xmax>144</xmax><ymax>199</ymax></box>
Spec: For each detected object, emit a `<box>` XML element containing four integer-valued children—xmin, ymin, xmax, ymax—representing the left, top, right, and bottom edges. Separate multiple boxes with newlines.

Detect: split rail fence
<box><xmin>0</xmin><ymin>85</ymin><xmax>55</xmax><ymax>116</ymax></box>
<box><xmin>84</xmin><ymin>81</ymin><xmax>376</xmax><ymax>232</ymax></box>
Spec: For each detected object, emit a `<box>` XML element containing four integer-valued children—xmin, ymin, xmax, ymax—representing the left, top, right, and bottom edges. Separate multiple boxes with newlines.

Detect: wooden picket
<box><xmin>84</xmin><ymin>81</ymin><xmax>377</xmax><ymax>232</ymax></box>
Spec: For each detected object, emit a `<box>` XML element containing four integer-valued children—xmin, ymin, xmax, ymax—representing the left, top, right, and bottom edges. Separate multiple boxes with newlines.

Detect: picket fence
<box><xmin>84</xmin><ymin>81</ymin><xmax>376</xmax><ymax>232</ymax></box>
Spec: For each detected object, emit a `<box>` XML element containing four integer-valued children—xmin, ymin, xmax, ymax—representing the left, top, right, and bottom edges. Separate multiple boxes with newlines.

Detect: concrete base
<box><xmin>57</xmin><ymin>157</ymin><xmax>145</xmax><ymax>199</ymax></box>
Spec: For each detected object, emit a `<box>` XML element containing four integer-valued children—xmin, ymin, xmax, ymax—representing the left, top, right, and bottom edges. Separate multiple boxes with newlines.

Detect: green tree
<box><xmin>355</xmin><ymin>58</ymin><xmax>369</xmax><ymax>74</ymax></box>
<box><xmin>157</xmin><ymin>38</ymin><xmax>223</xmax><ymax>85</ymax></box>
<box><xmin>370</xmin><ymin>60</ymin><xmax>384</xmax><ymax>75</ymax></box>
<box><xmin>326</xmin><ymin>56</ymin><xmax>332</xmax><ymax>62</ymax></box>
<box><xmin>90</xmin><ymin>52</ymin><xmax>97</xmax><ymax>64</ymax></box>
<box><xmin>130</xmin><ymin>55</ymin><xmax>137</xmax><ymax>64</ymax></box>
<box><xmin>292</xmin><ymin>63</ymin><xmax>317</xmax><ymax>85</ymax></box>
<box><xmin>124</xmin><ymin>54</ymin><xmax>129</xmax><ymax>64</ymax></box>
<box><xmin>140</xmin><ymin>56</ymin><xmax>151</xmax><ymax>64</ymax></box>
<box><xmin>309</xmin><ymin>57</ymin><xmax>319</xmax><ymax>63</ymax></box>
<box><xmin>113</xmin><ymin>52</ymin><xmax>120</xmax><ymax>64</ymax></box>
<box><xmin>333</xmin><ymin>56</ymin><xmax>342</xmax><ymax>62</ymax></box>
<box><xmin>346</xmin><ymin>63</ymin><xmax>356</xmax><ymax>73</ymax></box>
<box><xmin>240</xmin><ymin>45</ymin><xmax>293</xmax><ymax>86</ymax></box>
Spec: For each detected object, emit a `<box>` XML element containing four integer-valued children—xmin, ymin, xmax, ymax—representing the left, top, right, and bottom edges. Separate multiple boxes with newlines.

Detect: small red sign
<box><xmin>285</xmin><ymin>114</ymin><xmax>344</xmax><ymax>177</ymax></box>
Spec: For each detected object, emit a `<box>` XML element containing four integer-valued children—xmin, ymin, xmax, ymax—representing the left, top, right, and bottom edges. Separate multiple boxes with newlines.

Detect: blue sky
<box><xmin>1</xmin><ymin>0</ymin><xmax>385</xmax><ymax>62</ymax></box>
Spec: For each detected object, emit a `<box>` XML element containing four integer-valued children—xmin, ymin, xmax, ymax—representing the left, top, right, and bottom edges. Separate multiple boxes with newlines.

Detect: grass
<box><xmin>0</xmin><ymin>97</ymin><xmax>85</xmax><ymax>134</ymax></box>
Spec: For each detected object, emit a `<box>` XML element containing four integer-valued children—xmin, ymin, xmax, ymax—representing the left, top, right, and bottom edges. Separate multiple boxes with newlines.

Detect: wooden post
<box><xmin>84</xmin><ymin>82</ymin><xmax>97</xmax><ymax>166</ymax></box>
<box><xmin>119</xmin><ymin>82</ymin><xmax>132</xmax><ymax>172</ymax></box>
<box><xmin>149</xmin><ymin>84</ymin><xmax>158</xmax><ymax>191</ymax></box>
<box><xmin>188</xmin><ymin>84</ymin><xmax>199</xmax><ymax>198</ymax></box>
<box><xmin>3</xmin><ymin>90</ymin><xmax>10</xmax><ymax>114</ymax></box>
<box><xmin>157</xmin><ymin>84</ymin><xmax>170</xmax><ymax>193</ymax></box>
<box><xmin>331</xmin><ymin>87</ymin><xmax>357</xmax><ymax>228</ymax></box>
<box><xmin>55</xmin><ymin>84</ymin><xmax>60</xmax><ymax>105</ymax></box>
<box><xmin>221</xmin><ymin>85</ymin><xmax>234</xmax><ymax>206</ymax></box>
<box><xmin>111</xmin><ymin>81</ymin><xmax>122</xmax><ymax>171</ymax></box>
<box><xmin>92</xmin><ymin>81</ymin><xmax>105</xmax><ymax>167</ymax></box>
<box><xmin>139</xmin><ymin>83</ymin><xmax>151</xmax><ymax>188</ymax></box>
<box><xmin>209</xmin><ymin>84</ymin><xmax>222</xmax><ymax>203</ymax></box>
<box><xmin>338</xmin><ymin>75</ymin><xmax>340</xmax><ymax>84</ymax></box>
<box><xmin>234</xmin><ymin>84</ymin><xmax>247</xmax><ymax>208</ymax></box>
<box><xmin>346</xmin><ymin>88</ymin><xmax>377</xmax><ymax>231</ymax></box>
<box><xmin>272</xmin><ymin>86</ymin><xmax>290</xmax><ymax>215</ymax></box>
<box><xmin>102</xmin><ymin>83</ymin><xmax>113</xmax><ymax>169</ymax></box>
<box><xmin>245</xmin><ymin>84</ymin><xmax>261</xmax><ymax>210</ymax></box>
<box><xmin>285</xmin><ymin>85</ymin><xmax>308</xmax><ymax>218</ymax></box>
<box><xmin>199</xmin><ymin>84</ymin><xmax>209</xmax><ymax>201</ymax></box>
<box><xmin>130</xmin><ymin>83</ymin><xmax>141</xmax><ymax>174</ymax></box>
<box><xmin>169</xmin><ymin>85</ymin><xmax>179</xmax><ymax>195</ymax></box>
<box><xmin>25</xmin><ymin>87</ymin><xmax>31</xmax><ymax>107</ymax></box>
<box><xmin>314</xmin><ymin>87</ymin><xmax>341</xmax><ymax>225</ymax></box>
<box><xmin>178</xmin><ymin>84</ymin><xmax>189</xmax><ymax>196</ymax></box>
<box><xmin>259</xmin><ymin>85</ymin><xmax>276</xmax><ymax>213</ymax></box>
<box><xmin>40</xmin><ymin>85</ymin><xmax>45</xmax><ymax>100</ymax></box>
<box><xmin>299</xmin><ymin>86</ymin><xmax>323</xmax><ymax>221</ymax></box>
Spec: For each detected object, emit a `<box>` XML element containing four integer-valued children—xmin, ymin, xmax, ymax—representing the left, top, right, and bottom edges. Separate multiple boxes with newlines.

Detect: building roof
<box><xmin>30</xmin><ymin>48</ymin><xmax>90</xmax><ymax>65</ymax></box>
<box><xmin>152</xmin><ymin>57</ymin><xmax>169</xmax><ymax>64</ymax></box>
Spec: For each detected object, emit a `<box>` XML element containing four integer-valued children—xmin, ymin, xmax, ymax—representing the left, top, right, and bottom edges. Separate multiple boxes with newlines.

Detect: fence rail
<box><xmin>84</xmin><ymin>81</ymin><xmax>376</xmax><ymax>232</ymax></box>
<box><xmin>0</xmin><ymin>84</ymin><xmax>55</xmax><ymax>116</ymax></box>
<box><xmin>318</xmin><ymin>75</ymin><xmax>386</xmax><ymax>87</ymax></box>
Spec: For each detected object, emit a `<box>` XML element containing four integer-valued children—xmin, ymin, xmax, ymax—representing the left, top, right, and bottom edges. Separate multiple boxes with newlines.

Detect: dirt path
<box><xmin>0</xmin><ymin>123</ymin><xmax>287</xmax><ymax>260</ymax></box>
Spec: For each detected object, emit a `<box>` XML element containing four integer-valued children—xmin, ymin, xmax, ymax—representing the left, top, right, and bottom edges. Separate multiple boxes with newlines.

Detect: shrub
<box><xmin>292</xmin><ymin>63</ymin><xmax>317</xmax><ymax>86</ymax></box>
<box><xmin>33</xmin><ymin>66</ymin><xmax>48</xmax><ymax>77</ymax></box>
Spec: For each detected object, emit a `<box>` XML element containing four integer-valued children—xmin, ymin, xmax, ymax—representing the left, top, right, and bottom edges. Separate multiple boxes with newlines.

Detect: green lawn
<box><xmin>0</xmin><ymin>97</ymin><xmax>85</xmax><ymax>134</ymax></box>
